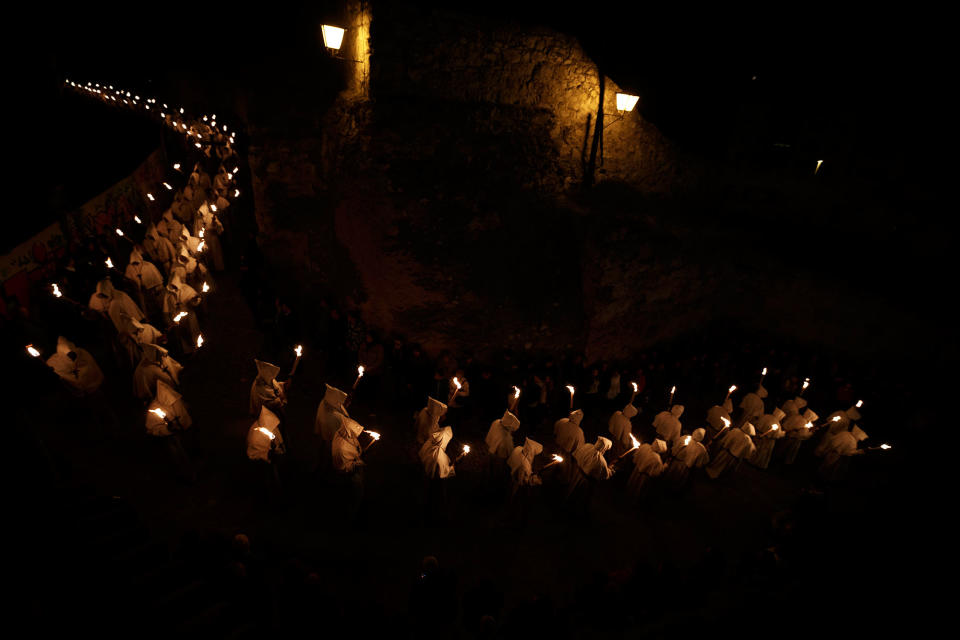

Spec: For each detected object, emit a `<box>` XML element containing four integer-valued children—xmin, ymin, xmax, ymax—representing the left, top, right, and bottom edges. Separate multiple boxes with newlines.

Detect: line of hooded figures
<box><xmin>37</xmin><ymin>103</ymin><xmax>877</xmax><ymax>518</ymax></box>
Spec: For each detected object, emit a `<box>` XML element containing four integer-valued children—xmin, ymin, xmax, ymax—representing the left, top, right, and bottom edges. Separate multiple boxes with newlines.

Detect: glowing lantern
<box><xmin>615</xmin><ymin>93</ymin><xmax>639</xmax><ymax>112</ymax></box>
<box><xmin>321</xmin><ymin>24</ymin><xmax>346</xmax><ymax>50</ymax></box>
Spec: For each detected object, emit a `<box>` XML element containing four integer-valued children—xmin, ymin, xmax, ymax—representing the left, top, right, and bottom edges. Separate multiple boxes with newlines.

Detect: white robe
<box><xmin>485</xmin><ymin>412</ymin><xmax>519</xmax><ymax>459</ymax></box>
<box><xmin>420</xmin><ymin>426</ymin><xmax>455</xmax><ymax>479</ymax></box>
<box><xmin>133</xmin><ymin>345</ymin><xmax>183</xmax><ymax>399</ymax></box>
<box><xmin>46</xmin><ymin>337</ymin><xmax>103</xmax><ymax>395</ymax></box>
<box><xmin>247</xmin><ymin>406</ymin><xmax>284</xmax><ymax>462</ymax></box>
<box><xmin>554</xmin><ymin>415</ymin><xmax>585</xmax><ymax>454</ymax></box>
<box><xmin>332</xmin><ymin>418</ymin><xmax>365</xmax><ymax>473</ymax></box>
<box><xmin>315</xmin><ymin>385</ymin><xmax>350</xmax><ymax>441</ymax></box>
<box><xmin>145</xmin><ymin>380</ymin><xmax>193</xmax><ymax>436</ymax></box>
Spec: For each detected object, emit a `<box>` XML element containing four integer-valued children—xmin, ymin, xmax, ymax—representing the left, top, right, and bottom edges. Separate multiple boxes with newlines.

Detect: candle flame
<box><xmin>293</xmin><ymin>345</ymin><xmax>302</xmax><ymax>357</ymax></box>
<box><xmin>115</xmin><ymin>228</ymin><xmax>124</xmax><ymax>237</ymax></box>
<box><xmin>257</xmin><ymin>426</ymin><xmax>275</xmax><ymax>440</ymax></box>
<box><xmin>832</xmin><ymin>416</ymin><xmax>842</xmax><ymax>422</ymax></box>
<box><xmin>357</xmin><ymin>364</ymin><xmax>364</xmax><ymax>376</ymax></box>
<box><xmin>147</xmin><ymin>193</ymin><xmax>155</xmax><ymax>201</ymax></box>
<box><xmin>202</xmin><ymin>282</ymin><xmax>210</xmax><ymax>293</ymax></box>
<box><xmin>513</xmin><ymin>385</ymin><xmax>520</xmax><ymax>399</ymax></box>
<box><xmin>197</xmin><ymin>241</ymin><xmax>206</xmax><ymax>252</ymax></box>
<box><xmin>629</xmin><ymin>433</ymin><xmax>640</xmax><ymax>449</ymax></box>
<box><xmin>684</xmin><ymin>435</ymin><xmax>691</xmax><ymax>446</ymax></box>
<box><xmin>52</xmin><ymin>283</ymin><xmax>62</xmax><ymax>297</ymax></box>
<box><xmin>802</xmin><ymin>378</ymin><xmax>810</xmax><ymax>390</ymax></box>
<box><xmin>162</xmin><ymin>182</ymin><xmax>172</xmax><ymax>190</ymax></box>
<box><xmin>552</xmin><ymin>454</ymin><xmax>563</xmax><ymax>463</ymax></box>
<box><xmin>453</xmin><ymin>377</ymin><xmax>462</xmax><ymax>390</ymax></box>
<box><xmin>462</xmin><ymin>445</ymin><xmax>470</xmax><ymax>454</ymax></box>
<box><xmin>196</xmin><ymin>334</ymin><xmax>204</xmax><ymax>348</ymax></box>
<box><xmin>856</xmin><ymin>400</ymin><xmax>863</xmax><ymax>408</ymax></box>
<box><xmin>880</xmin><ymin>443</ymin><xmax>891</xmax><ymax>450</ymax></box>
<box><xmin>173</xmin><ymin>163</ymin><xmax>181</xmax><ymax>170</ymax></box>
<box><xmin>670</xmin><ymin>385</ymin><xmax>676</xmax><ymax>393</ymax></box>
<box><xmin>232</xmin><ymin>167</ymin><xmax>238</xmax><ymax>174</ymax></box>
<box><xmin>26</xmin><ymin>345</ymin><xmax>40</xmax><ymax>357</ymax></box>
<box><xmin>210</xmin><ymin>204</ymin><xmax>217</xmax><ymax>212</ymax></box>
<box><xmin>173</xmin><ymin>311</ymin><xmax>188</xmax><ymax>323</ymax></box>
<box><xmin>729</xmin><ymin>385</ymin><xmax>737</xmax><ymax>393</ymax></box>
<box><xmin>566</xmin><ymin>385</ymin><xmax>575</xmax><ymax>395</ymax></box>
<box><xmin>134</xmin><ymin>215</ymin><xmax>142</xmax><ymax>224</ymax></box>
<box><xmin>199</xmin><ymin>228</ymin><xmax>205</xmax><ymax>238</ymax></box>
<box><xmin>631</xmin><ymin>381</ymin><xmax>638</xmax><ymax>393</ymax></box>
<box><xmin>804</xmin><ymin>422</ymin><xmax>813</xmax><ymax>429</ymax></box>
<box><xmin>194</xmin><ymin>143</ymin><xmax>202</xmax><ymax>149</ymax></box>
<box><xmin>149</xmin><ymin>408</ymin><xmax>166</xmax><ymax>419</ymax></box>
<box><xmin>105</xmin><ymin>257</ymin><xmax>113</xmax><ymax>269</ymax></box>
<box><xmin>771</xmin><ymin>423</ymin><xmax>779</xmax><ymax>431</ymax></box>
<box><xmin>762</xmin><ymin>367</ymin><xmax>768</xmax><ymax>376</ymax></box>
<box><xmin>234</xmin><ymin>188</ymin><xmax>240</xmax><ymax>197</ymax></box>
<box><xmin>365</xmin><ymin>430</ymin><xmax>381</xmax><ymax>441</ymax></box>
<box><xmin>721</xmin><ymin>417</ymin><xmax>731</xmax><ymax>427</ymax></box>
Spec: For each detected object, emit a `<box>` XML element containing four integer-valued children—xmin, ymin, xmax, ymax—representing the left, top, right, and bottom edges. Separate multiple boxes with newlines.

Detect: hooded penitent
<box><xmin>143</xmin><ymin>224</ymin><xmax>176</xmax><ymax>272</ymax></box>
<box><xmin>315</xmin><ymin>384</ymin><xmax>350</xmax><ymax>441</ymax></box>
<box><xmin>507</xmin><ymin>437</ymin><xmax>543</xmax><ymax>486</ymax></box>
<box><xmin>632</xmin><ymin>440</ymin><xmax>668</xmax><ymax>476</ymax></box>
<box><xmin>332</xmin><ymin>417</ymin><xmax>366</xmax><ymax>473</ymax></box>
<box><xmin>675</xmin><ymin>429</ymin><xmax>709</xmax><ymax>468</ymax></box>
<box><xmin>133</xmin><ymin>343</ymin><xmax>183</xmax><ymax>399</ymax></box>
<box><xmin>249</xmin><ymin>359</ymin><xmax>285</xmax><ymax>416</ymax></box>
<box><xmin>89</xmin><ymin>278</ymin><xmax>145</xmax><ymax>333</ymax></box>
<box><xmin>739</xmin><ymin>385</ymin><xmax>767</xmax><ymax>422</ymax></box>
<box><xmin>46</xmin><ymin>336</ymin><xmax>104</xmax><ymax>394</ymax></box>
<box><xmin>158</xmin><ymin>210</ymin><xmax>182</xmax><ymax>243</ymax></box>
<box><xmin>608</xmin><ymin>404</ymin><xmax>638</xmax><ymax>453</ymax></box>
<box><xmin>574</xmin><ymin>437</ymin><xmax>614</xmax><ymax>481</ymax></box>
<box><xmin>554</xmin><ymin>410</ymin><xmax>586</xmax><ymax>454</ymax></box>
<box><xmin>485</xmin><ymin>410</ymin><xmax>520</xmax><ymax>459</ymax></box>
<box><xmin>415</xmin><ymin>397</ymin><xmax>447</xmax><ymax>444</ymax></box>
<box><xmin>654</xmin><ymin>405</ymin><xmax>684</xmax><ymax>444</ymax></box>
<box><xmin>707</xmin><ymin>400</ymin><xmax>733</xmax><ymax>433</ymax></box>
<box><xmin>420</xmin><ymin>426</ymin><xmax>455</xmax><ymax>479</ymax></box>
<box><xmin>146</xmin><ymin>380</ymin><xmax>193</xmax><ymax>436</ymax></box>
<box><xmin>247</xmin><ymin>406</ymin><xmax>284</xmax><ymax>462</ymax></box>
<box><xmin>125</xmin><ymin>248</ymin><xmax>164</xmax><ymax>290</ymax></box>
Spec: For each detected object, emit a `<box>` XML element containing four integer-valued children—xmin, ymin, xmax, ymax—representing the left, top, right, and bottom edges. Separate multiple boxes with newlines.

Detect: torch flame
<box><xmin>357</xmin><ymin>364</ymin><xmax>364</xmax><ymax>376</ymax></box>
<box><xmin>629</xmin><ymin>433</ymin><xmax>641</xmax><ymax>449</ymax></box>
<box><xmin>721</xmin><ymin>417</ymin><xmax>731</xmax><ymax>428</ymax></box>
<box><xmin>234</xmin><ymin>189</ymin><xmax>240</xmax><ymax>197</ymax></box>
<box><xmin>162</xmin><ymin>182</ymin><xmax>172</xmax><ymax>190</ymax></box>
<box><xmin>294</xmin><ymin>345</ymin><xmax>303</xmax><ymax>357</ymax></box>
<box><xmin>26</xmin><ymin>345</ymin><xmax>40</xmax><ymax>357</ymax></box>
<box><xmin>729</xmin><ymin>385</ymin><xmax>737</xmax><ymax>393</ymax></box>
<box><xmin>804</xmin><ymin>422</ymin><xmax>813</xmax><ymax>429</ymax></box>
<box><xmin>462</xmin><ymin>445</ymin><xmax>470</xmax><ymax>454</ymax></box>
<box><xmin>631</xmin><ymin>382</ymin><xmax>638</xmax><ymax>393</ymax></box>
<box><xmin>880</xmin><ymin>444</ymin><xmax>891</xmax><ymax>450</ymax></box>
<box><xmin>257</xmin><ymin>426</ymin><xmax>275</xmax><ymax>440</ymax></box>
<box><xmin>513</xmin><ymin>385</ymin><xmax>520</xmax><ymax>399</ymax></box>
<box><xmin>173</xmin><ymin>163</ymin><xmax>181</xmax><ymax>170</ymax></box>
<box><xmin>684</xmin><ymin>435</ymin><xmax>691</xmax><ymax>446</ymax></box>
<box><xmin>771</xmin><ymin>423</ymin><xmax>780</xmax><ymax>431</ymax></box>
<box><xmin>105</xmin><ymin>257</ymin><xmax>113</xmax><ymax>269</ymax></box>
<box><xmin>115</xmin><ymin>228</ymin><xmax>124</xmax><ymax>237</ymax></box>
<box><xmin>52</xmin><ymin>283</ymin><xmax>62</xmax><ymax>297</ymax></box>
<box><xmin>832</xmin><ymin>416</ymin><xmax>842</xmax><ymax>422</ymax></box>
<box><xmin>453</xmin><ymin>377</ymin><xmax>462</xmax><ymax>390</ymax></box>
<box><xmin>202</xmin><ymin>282</ymin><xmax>210</xmax><ymax>293</ymax></box>
<box><xmin>134</xmin><ymin>215</ymin><xmax>142</xmax><ymax>224</ymax></box>
<box><xmin>149</xmin><ymin>408</ymin><xmax>166</xmax><ymax>419</ymax></box>
<box><xmin>197</xmin><ymin>241</ymin><xmax>206</xmax><ymax>252</ymax></box>
<box><xmin>802</xmin><ymin>378</ymin><xmax>810</xmax><ymax>390</ymax></box>
<box><xmin>147</xmin><ymin>193</ymin><xmax>155</xmax><ymax>201</ymax></box>
<box><xmin>552</xmin><ymin>454</ymin><xmax>563</xmax><ymax>463</ymax></box>
<box><xmin>196</xmin><ymin>334</ymin><xmax>204</xmax><ymax>348</ymax></box>
<box><xmin>762</xmin><ymin>367</ymin><xmax>768</xmax><ymax>376</ymax></box>
<box><xmin>856</xmin><ymin>400</ymin><xmax>863</xmax><ymax>408</ymax></box>
<box><xmin>670</xmin><ymin>385</ymin><xmax>676</xmax><ymax>393</ymax></box>
<box><xmin>365</xmin><ymin>430</ymin><xmax>381</xmax><ymax>441</ymax></box>
<box><xmin>566</xmin><ymin>385</ymin><xmax>575</xmax><ymax>395</ymax></box>
<box><xmin>232</xmin><ymin>167</ymin><xmax>238</xmax><ymax>174</ymax></box>
<box><xmin>173</xmin><ymin>311</ymin><xmax>187</xmax><ymax>323</ymax></box>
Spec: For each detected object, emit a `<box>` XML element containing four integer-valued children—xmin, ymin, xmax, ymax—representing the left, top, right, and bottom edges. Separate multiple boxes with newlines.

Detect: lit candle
<box><xmin>669</xmin><ymin>385</ymin><xmax>676</xmax><ymax>405</ymax></box>
<box><xmin>197</xmin><ymin>241</ymin><xmax>206</xmax><ymax>252</ymax></box>
<box><xmin>449</xmin><ymin>376</ymin><xmax>462</xmax><ymax>405</ymax></box>
<box><xmin>196</xmin><ymin>334</ymin><xmax>204</xmax><ymax>348</ymax></box>
<box><xmin>134</xmin><ymin>215</ymin><xmax>142</xmax><ymax>224</ymax></box>
<box><xmin>456</xmin><ymin>444</ymin><xmax>471</xmax><ymax>462</ymax></box>
<box><xmin>801</xmin><ymin>378</ymin><xmax>810</xmax><ymax>395</ymax></box>
<box><xmin>290</xmin><ymin>345</ymin><xmax>304</xmax><ymax>376</ymax></box>
<box><xmin>234</xmin><ymin>189</ymin><xmax>240</xmax><ymax>197</ymax></box>
<box><xmin>510</xmin><ymin>385</ymin><xmax>521</xmax><ymax>412</ymax></box>
<box><xmin>210</xmin><ymin>204</ymin><xmax>218</xmax><ymax>212</ymax></box>
<box><xmin>880</xmin><ymin>444</ymin><xmax>891</xmax><ymax>450</ymax></box>
<box><xmin>761</xmin><ymin>367</ymin><xmax>768</xmax><ymax>382</ymax></box>
<box><xmin>363</xmin><ymin>430</ymin><xmax>381</xmax><ymax>452</ymax></box>
<box><xmin>173</xmin><ymin>311</ymin><xmax>188</xmax><ymax>323</ymax></box>
<box><xmin>615</xmin><ymin>434</ymin><xmax>642</xmax><ymax>462</ymax></box>
<box><xmin>725</xmin><ymin>384</ymin><xmax>737</xmax><ymax>401</ymax></box>
<box><xmin>115</xmin><ymin>228</ymin><xmax>124</xmax><ymax>237</ymax></box>
<box><xmin>199</xmin><ymin>228</ymin><xmax>205</xmax><ymax>238</ymax></box>
<box><xmin>147</xmin><ymin>193</ymin><xmax>155</xmax><ymax>201</ymax></box>
<box><xmin>543</xmin><ymin>453</ymin><xmax>564</xmax><ymax>469</ymax></box>
<box><xmin>105</xmin><ymin>257</ymin><xmax>113</xmax><ymax>269</ymax></box>
<box><xmin>352</xmin><ymin>364</ymin><xmax>364</xmax><ymax>389</ymax></box>
<box><xmin>51</xmin><ymin>283</ymin><xmax>62</xmax><ymax>298</ymax></box>
<box><xmin>26</xmin><ymin>344</ymin><xmax>40</xmax><ymax>358</ymax></box>
<box><xmin>163</xmin><ymin>182</ymin><xmax>172</xmax><ymax>190</ymax></box>
<box><xmin>202</xmin><ymin>282</ymin><xmax>210</xmax><ymax>293</ymax></box>
<box><xmin>173</xmin><ymin>163</ymin><xmax>181</xmax><ymax>170</ymax></box>
<box><xmin>856</xmin><ymin>400</ymin><xmax>863</xmax><ymax>408</ymax></box>
<box><xmin>149</xmin><ymin>407</ymin><xmax>167</xmax><ymax>420</ymax></box>
<box><xmin>630</xmin><ymin>381</ymin><xmax>639</xmax><ymax>403</ymax></box>
<box><xmin>566</xmin><ymin>384</ymin><xmax>575</xmax><ymax>409</ymax></box>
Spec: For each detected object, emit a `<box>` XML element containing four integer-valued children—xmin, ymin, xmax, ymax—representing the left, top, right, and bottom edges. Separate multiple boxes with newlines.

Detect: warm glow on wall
<box><xmin>322</xmin><ymin>25</ymin><xmax>346</xmax><ymax>50</ymax></box>
<box><xmin>615</xmin><ymin>93</ymin><xmax>639</xmax><ymax>112</ymax></box>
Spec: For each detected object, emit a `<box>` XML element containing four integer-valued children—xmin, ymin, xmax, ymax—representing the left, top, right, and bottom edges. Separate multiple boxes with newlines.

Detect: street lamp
<box><xmin>321</xmin><ymin>25</ymin><xmax>346</xmax><ymax>51</ymax></box>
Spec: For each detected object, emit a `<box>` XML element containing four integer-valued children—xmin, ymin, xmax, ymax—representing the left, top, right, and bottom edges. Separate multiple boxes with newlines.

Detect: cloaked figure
<box><xmin>664</xmin><ymin>430</ymin><xmax>709</xmax><ymax>491</ymax></box>
<box><xmin>247</xmin><ymin>405</ymin><xmax>285</xmax><ymax>462</ymax></box>
<box><xmin>124</xmin><ymin>247</ymin><xmax>164</xmax><ymax>315</ymax></box>
<box><xmin>554</xmin><ymin>409</ymin><xmax>586</xmax><ymax>457</ymax></box>
<box><xmin>781</xmin><ymin>408</ymin><xmax>819</xmax><ymax>464</ymax></box>
<box><xmin>414</xmin><ymin>397</ymin><xmax>447</xmax><ymax>445</ymax></box>
<box><xmin>485</xmin><ymin>410</ymin><xmax>520</xmax><ymax>461</ymax></box>
<box><xmin>706</xmin><ymin>398</ymin><xmax>734</xmax><ymax>439</ymax></box>
<box><xmin>506</xmin><ymin>437</ymin><xmax>543</xmax><ymax>526</ymax></box>
<box><xmin>88</xmin><ymin>278</ymin><xmax>145</xmax><ymax>334</ymax></box>
<box><xmin>46</xmin><ymin>336</ymin><xmax>104</xmax><ymax>396</ymax></box>
<box><xmin>706</xmin><ymin>423</ymin><xmax>757</xmax><ymax>479</ymax></box>
<box><xmin>421</xmin><ymin>425</ymin><xmax>456</xmax><ymax>480</ymax></box>
<box><xmin>608</xmin><ymin>403</ymin><xmax>640</xmax><ymax>458</ymax></box>
<box><xmin>627</xmin><ymin>439</ymin><xmax>668</xmax><ymax>500</ymax></box>
<box><xmin>751</xmin><ymin>408</ymin><xmax>786</xmax><ymax>469</ymax></box>
<box><xmin>146</xmin><ymin>380</ymin><xmax>195</xmax><ymax>481</ymax></box>
<box><xmin>815</xmin><ymin>406</ymin><xmax>860</xmax><ymax>457</ymax></box>
<box><xmin>157</xmin><ymin>210</ymin><xmax>183</xmax><ymax>245</ymax></box>
<box><xmin>567</xmin><ymin>436</ymin><xmax>614</xmax><ymax>515</ymax></box>
<box><xmin>162</xmin><ymin>273</ymin><xmax>202</xmax><ymax>354</ymax></box>
<box><xmin>738</xmin><ymin>384</ymin><xmax>768</xmax><ymax>427</ymax></box>
<box><xmin>332</xmin><ymin>417</ymin><xmax>367</xmax><ymax>520</ymax></box>
<box><xmin>133</xmin><ymin>343</ymin><xmax>183</xmax><ymax>400</ymax></box>
<box><xmin>118</xmin><ymin>314</ymin><xmax>164</xmax><ymax>369</ymax></box>
<box><xmin>143</xmin><ymin>223</ymin><xmax>176</xmax><ymax>275</ymax></box>
<box><xmin>249</xmin><ymin>360</ymin><xmax>288</xmax><ymax>417</ymax></box>
<box><xmin>653</xmin><ymin>404</ymin><xmax>685</xmax><ymax>447</ymax></box>
<box><xmin>194</xmin><ymin>202</ymin><xmax>225</xmax><ymax>271</ymax></box>
<box><xmin>315</xmin><ymin>384</ymin><xmax>350</xmax><ymax>459</ymax></box>
<box><xmin>818</xmin><ymin>425</ymin><xmax>867</xmax><ymax>483</ymax></box>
